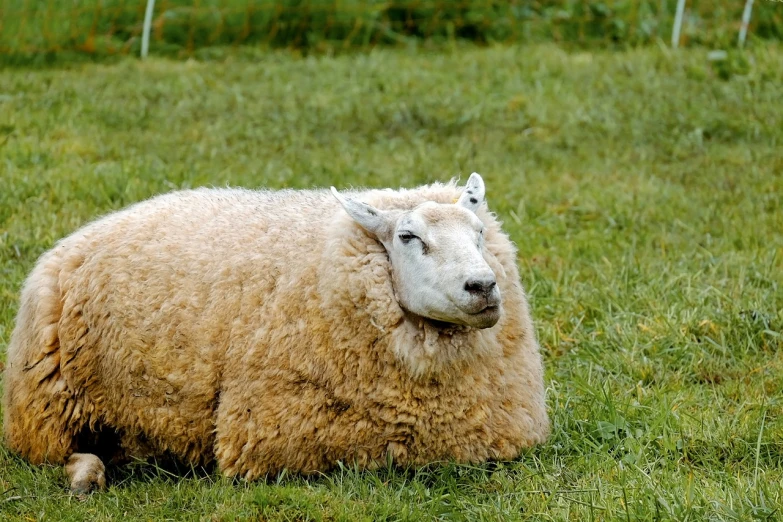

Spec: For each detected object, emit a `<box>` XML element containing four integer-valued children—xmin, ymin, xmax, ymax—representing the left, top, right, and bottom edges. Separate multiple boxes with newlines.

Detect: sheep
<box><xmin>3</xmin><ymin>173</ymin><xmax>549</xmax><ymax>492</ymax></box>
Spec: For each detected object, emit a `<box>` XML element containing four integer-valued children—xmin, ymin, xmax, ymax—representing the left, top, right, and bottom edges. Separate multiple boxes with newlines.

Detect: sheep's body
<box><xmin>3</xmin><ymin>181</ymin><xmax>549</xmax><ymax>482</ymax></box>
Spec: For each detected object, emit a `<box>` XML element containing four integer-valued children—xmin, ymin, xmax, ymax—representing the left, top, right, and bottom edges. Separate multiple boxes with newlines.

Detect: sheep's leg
<box><xmin>4</xmin><ymin>350</ymin><xmax>106</xmax><ymax>493</ymax></box>
<box><xmin>3</xmin><ymin>252</ymin><xmax>102</xmax><ymax>492</ymax></box>
<box><xmin>65</xmin><ymin>453</ymin><xmax>107</xmax><ymax>494</ymax></box>
<box><xmin>4</xmin><ymin>258</ymin><xmax>75</xmax><ymax>460</ymax></box>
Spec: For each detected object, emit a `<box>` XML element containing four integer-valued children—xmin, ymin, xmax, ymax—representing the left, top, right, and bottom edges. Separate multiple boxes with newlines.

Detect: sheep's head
<box><xmin>331</xmin><ymin>173</ymin><xmax>501</xmax><ymax>329</ymax></box>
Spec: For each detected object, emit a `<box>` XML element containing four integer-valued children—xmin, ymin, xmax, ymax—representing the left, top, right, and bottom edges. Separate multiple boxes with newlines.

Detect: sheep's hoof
<box><xmin>65</xmin><ymin>453</ymin><xmax>107</xmax><ymax>494</ymax></box>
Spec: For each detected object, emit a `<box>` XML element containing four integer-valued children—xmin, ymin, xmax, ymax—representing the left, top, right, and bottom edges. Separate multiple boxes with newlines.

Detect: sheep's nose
<box><xmin>464</xmin><ymin>278</ymin><xmax>497</xmax><ymax>296</ymax></box>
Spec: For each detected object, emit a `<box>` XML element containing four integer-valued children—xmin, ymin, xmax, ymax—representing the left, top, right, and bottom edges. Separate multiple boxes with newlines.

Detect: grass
<box><xmin>0</xmin><ymin>42</ymin><xmax>782</xmax><ymax>520</ymax></box>
<box><xmin>3</xmin><ymin>0</ymin><xmax>783</xmax><ymax>65</ymax></box>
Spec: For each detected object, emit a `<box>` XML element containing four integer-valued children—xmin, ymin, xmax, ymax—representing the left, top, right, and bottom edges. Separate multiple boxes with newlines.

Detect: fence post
<box><xmin>671</xmin><ymin>0</ymin><xmax>686</xmax><ymax>48</ymax></box>
<box><xmin>738</xmin><ymin>0</ymin><xmax>755</xmax><ymax>48</ymax></box>
<box><xmin>141</xmin><ymin>0</ymin><xmax>157</xmax><ymax>58</ymax></box>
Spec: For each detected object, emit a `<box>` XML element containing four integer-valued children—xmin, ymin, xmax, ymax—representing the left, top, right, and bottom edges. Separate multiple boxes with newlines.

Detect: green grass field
<box><xmin>4</xmin><ymin>0</ymin><xmax>780</xmax><ymax>64</ymax></box>
<box><xmin>1</xmin><ymin>43</ymin><xmax>782</xmax><ymax>520</ymax></box>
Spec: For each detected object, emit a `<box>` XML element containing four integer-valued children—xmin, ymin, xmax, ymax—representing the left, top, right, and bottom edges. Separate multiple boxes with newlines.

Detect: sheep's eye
<box><xmin>398</xmin><ymin>232</ymin><xmax>428</xmax><ymax>253</ymax></box>
<box><xmin>398</xmin><ymin>232</ymin><xmax>418</xmax><ymax>244</ymax></box>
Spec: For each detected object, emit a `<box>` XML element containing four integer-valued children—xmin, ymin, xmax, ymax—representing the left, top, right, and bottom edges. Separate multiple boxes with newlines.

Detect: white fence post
<box><xmin>671</xmin><ymin>0</ymin><xmax>686</xmax><ymax>48</ymax></box>
<box><xmin>141</xmin><ymin>0</ymin><xmax>157</xmax><ymax>58</ymax></box>
<box><xmin>738</xmin><ymin>0</ymin><xmax>755</xmax><ymax>48</ymax></box>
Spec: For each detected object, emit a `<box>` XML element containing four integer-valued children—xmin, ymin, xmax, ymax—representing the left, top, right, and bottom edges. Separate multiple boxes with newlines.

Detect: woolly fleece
<box><xmin>3</xmin><ymin>180</ymin><xmax>549</xmax><ymax>480</ymax></box>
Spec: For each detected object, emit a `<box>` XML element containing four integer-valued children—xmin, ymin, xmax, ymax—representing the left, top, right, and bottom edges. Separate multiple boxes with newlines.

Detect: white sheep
<box><xmin>3</xmin><ymin>173</ymin><xmax>549</xmax><ymax>492</ymax></box>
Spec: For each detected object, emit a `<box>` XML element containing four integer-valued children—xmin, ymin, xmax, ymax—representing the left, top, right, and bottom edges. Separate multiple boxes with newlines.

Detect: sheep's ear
<box><xmin>456</xmin><ymin>172</ymin><xmax>486</xmax><ymax>213</ymax></box>
<box><xmin>331</xmin><ymin>187</ymin><xmax>396</xmax><ymax>243</ymax></box>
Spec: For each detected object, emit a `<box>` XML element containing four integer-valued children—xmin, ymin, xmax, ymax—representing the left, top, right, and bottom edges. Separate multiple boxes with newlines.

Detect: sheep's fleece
<box><xmin>3</xmin><ymin>176</ymin><xmax>549</xmax><ymax>489</ymax></box>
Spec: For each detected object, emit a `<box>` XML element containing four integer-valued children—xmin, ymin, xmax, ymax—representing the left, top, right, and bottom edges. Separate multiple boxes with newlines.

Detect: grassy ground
<box><xmin>0</xmin><ymin>43</ymin><xmax>782</xmax><ymax>520</ymax></box>
<box><xmin>5</xmin><ymin>0</ymin><xmax>781</xmax><ymax>65</ymax></box>
<box><xmin>3</xmin><ymin>0</ymin><xmax>782</xmax><ymax>66</ymax></box>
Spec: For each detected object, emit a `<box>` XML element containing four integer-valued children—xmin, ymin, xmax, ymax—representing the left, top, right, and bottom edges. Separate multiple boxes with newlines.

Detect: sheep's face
<box><xmin>332</xmin><ymin>173</ymin><xmax>501</xmax><ymax>329</ymax></box>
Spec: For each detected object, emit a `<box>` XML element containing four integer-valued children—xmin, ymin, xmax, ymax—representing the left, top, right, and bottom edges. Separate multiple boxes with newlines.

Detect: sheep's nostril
<box><xmin>464</xmin><ymin>279</ymin><xmax>496</xmax><ymax>296</ymax></box>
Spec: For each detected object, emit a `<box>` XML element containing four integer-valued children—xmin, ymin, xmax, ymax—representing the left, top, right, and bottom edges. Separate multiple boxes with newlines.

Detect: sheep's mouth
<box><xmin>468</xmin><ymin>305</ymin><xmax>499</xmax><ymax>320</ymax></box>
<box><xmin>465</xmin><ymin>305</ymin><xmax>500</xmax><ymax>329</ymax></box>
<box><xmin>461</xmin><ymin>300</ymin><xmax>500</xmax><ymax>316</ymax></box>
<box><xmin>472</xmin><ymin>305</ymin><xmax>499</xmax><ymax>315</ymax></box>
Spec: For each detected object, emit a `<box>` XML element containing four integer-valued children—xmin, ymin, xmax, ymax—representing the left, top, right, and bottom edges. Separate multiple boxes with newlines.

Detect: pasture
<box><xmin>0</xmin><ymin>43</ymin><xmax>782</xmax><ymax>520</ymax></box>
